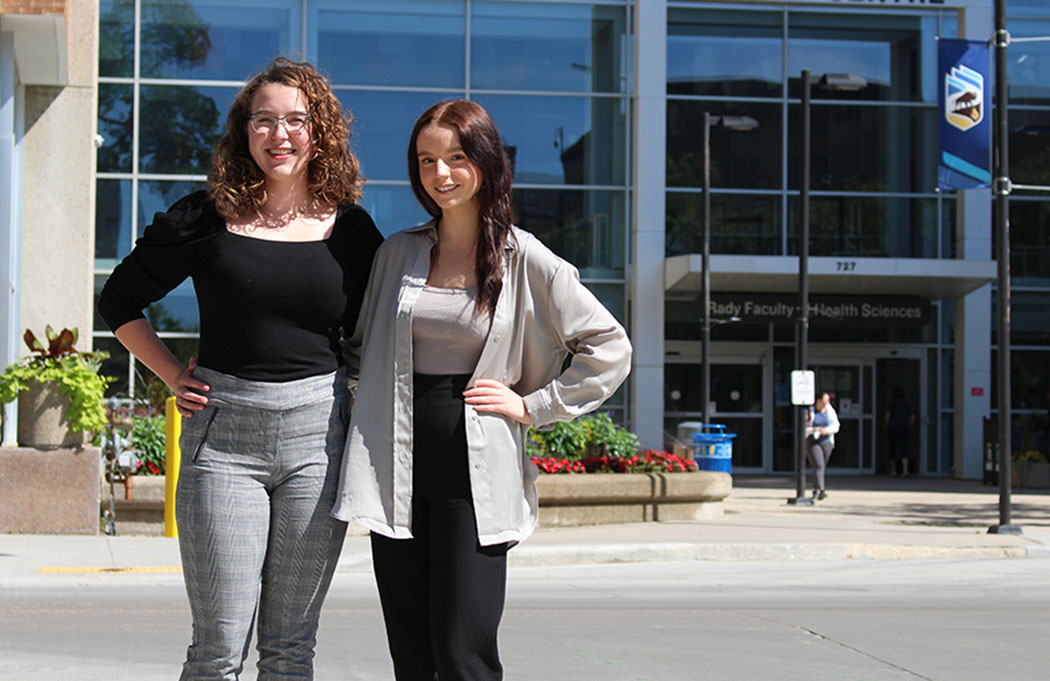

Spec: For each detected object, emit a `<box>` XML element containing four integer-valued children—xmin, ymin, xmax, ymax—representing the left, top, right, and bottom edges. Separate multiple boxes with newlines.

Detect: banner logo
<box><xmin>937</xmin><ymin>39</ymin><xmax>991</xmax><ymax>190</ymax></box>
<box><xmin>945</xmin><ymin>64</ymin><xmax>984</xmax><ymax>132</ymax></box>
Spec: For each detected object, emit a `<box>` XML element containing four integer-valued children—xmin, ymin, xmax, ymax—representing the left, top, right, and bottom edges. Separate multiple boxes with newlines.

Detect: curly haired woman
<box><xmin>98</xmin><ymin>58</ymin><xmax>383</xmax><ymax>680</ymax></box>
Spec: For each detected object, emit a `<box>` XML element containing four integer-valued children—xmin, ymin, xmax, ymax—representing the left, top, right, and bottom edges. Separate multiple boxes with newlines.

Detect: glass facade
<box><xmin>89</xmin><ymin>0</ymin><xmax>1049</xmax><ymax>471</ymax></box>
<box><xmin>662</xmin><ymin>2</ymin><xmax>960</xmax><ymax>474</ymax></box>
<box><xmin>94</xmin><ymin>0</ymin><xmax>631</xmax><ymax>414</ymax></box>
<box><xmin>666</xmin><ymin>5</ymin><xmax>953</xmax><ymax>261</ymax></box>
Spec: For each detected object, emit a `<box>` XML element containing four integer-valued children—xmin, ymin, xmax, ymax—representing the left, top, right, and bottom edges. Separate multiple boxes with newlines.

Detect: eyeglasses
<box><xmin>248</xmin><ymin>112</ymin><xmax>312</xmax><ymax>134</ymax></box>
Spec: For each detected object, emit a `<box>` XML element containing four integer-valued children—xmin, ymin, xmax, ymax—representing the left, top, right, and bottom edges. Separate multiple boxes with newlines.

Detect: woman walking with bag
<box><xmin>806</xmin><ymin>390</ymin><xmax>840</xmax><ymax>500</ymax></box>
<box><xmin>333</xmin><ymin>100</ymin><xmax>632</xmax><ymax>680</ymax></box>
<box><xmin>98</xmin><ymin>58</ymin><xmax>382</xmax><ymax>680</ymax></box>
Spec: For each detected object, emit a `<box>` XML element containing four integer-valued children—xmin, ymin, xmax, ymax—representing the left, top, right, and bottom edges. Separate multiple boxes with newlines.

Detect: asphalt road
<box><xmin>2</xmin><ymin>558</ymin><xmax>1047</xmax><ymax>681</ymax></box>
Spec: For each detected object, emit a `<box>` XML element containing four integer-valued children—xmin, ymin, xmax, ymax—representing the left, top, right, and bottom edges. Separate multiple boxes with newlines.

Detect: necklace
<box><xmin>228</xmin><ymin>199</ymin><xmax>333</xmax><ymax>234</ymax></box>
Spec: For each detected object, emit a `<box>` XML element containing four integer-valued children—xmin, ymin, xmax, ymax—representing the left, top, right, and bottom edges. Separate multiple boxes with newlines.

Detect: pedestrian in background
<box><xmin>806</xmin><ymin>391</ymin><xmax>839</xmax><ymax>500</ymax></box>
<box><xmin>333</xmin><ymin>99</ymin><xmax>632</xmax><ymax>681</ymax></box>
<box><xmin>98</xmin><ymin>58</ymin><xmax>382</xmax><ymax>680</ymax></box>
<box><xmin>885</xmin><ymin>387</ymin><xmax>916</xmax><ymax>476</ymax></box>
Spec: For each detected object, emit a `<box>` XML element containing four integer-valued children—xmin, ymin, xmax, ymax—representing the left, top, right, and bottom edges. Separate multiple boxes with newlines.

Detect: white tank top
<box><xmin>412</xmin><ymin>285</ymin><xmax>492</xmax><ymax>375</ymax></box>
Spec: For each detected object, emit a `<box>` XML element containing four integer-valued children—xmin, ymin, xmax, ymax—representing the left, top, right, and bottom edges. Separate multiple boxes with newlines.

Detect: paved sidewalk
<box><xmin>1</xmin><ymin>475</ymin><xmax>1048</xmax><ymax>583</ymax></box>
<box><xmin>511</xmin><ymin>474</ymin><xmax>1050</xmax><ymax>567</ymax></box>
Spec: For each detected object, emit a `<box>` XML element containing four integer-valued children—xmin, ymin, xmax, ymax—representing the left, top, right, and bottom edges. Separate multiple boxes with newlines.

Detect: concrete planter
<box><xmin>96</xmin><ymin>472</ymin><xmax>734</xmax><ymax>534</ymax></box>
<box><xmin>0</xmin><ymin>446</ymin><xmax>102</xmax><ymax>534</ymax></box>
<box><xmin>1012</xmin><ymin>461</ymin><xmax>1050</xmax><ymax>489</ymax></box>
<box><xmin>16</xmin><ymin>379</ymin><xmax>85</xmax><ymax>449</ymax></box>
<box><xmin>535</xmin><ymin>471</ymin><xmax>731</xmax><ymax>527</ymax></box>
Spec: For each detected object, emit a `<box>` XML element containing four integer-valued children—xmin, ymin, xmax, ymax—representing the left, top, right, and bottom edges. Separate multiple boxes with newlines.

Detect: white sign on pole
<box><xmin>791</xmin><ymin>370</ymin><xmax>816</xmax><ymax>406</ymax></box>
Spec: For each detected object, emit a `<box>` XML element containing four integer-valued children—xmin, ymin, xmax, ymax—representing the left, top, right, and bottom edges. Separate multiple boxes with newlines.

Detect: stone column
<box><xmin>952</xmin><ymin>3</ymin><xmax>993</xmax><ymax>479</ymax></box>
<box><xmin>630</xmin><ymin>0</ymin><xmax>667</xmax><ymax>450</ymax></box>
<box><xmin>19</xmin><ymin>0</ymin><xmax>98</xmax><ymax>343</ymax></box>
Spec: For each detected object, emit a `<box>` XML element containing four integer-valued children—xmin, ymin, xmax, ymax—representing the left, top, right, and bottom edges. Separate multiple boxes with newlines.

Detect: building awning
<box><xmin>665</xmin><ymin>254</ymin><xmax>997</xmax><ymax>299</ymax></box>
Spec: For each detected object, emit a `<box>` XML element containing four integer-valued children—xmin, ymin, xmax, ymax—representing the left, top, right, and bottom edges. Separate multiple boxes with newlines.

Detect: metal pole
<box><xmin>702</xmin><ymin>112</ymin><xmax>711</xmax><ymax>427</ymax></box>
<box><xmin>990</xmin><ymin>0</ymin><xmax>1021</xmax><ymax>534</ymax></box>
<box><xmin>790</xmin><ymin>71</ymin><xmax>814</xmax><ymax>506</ymax></box>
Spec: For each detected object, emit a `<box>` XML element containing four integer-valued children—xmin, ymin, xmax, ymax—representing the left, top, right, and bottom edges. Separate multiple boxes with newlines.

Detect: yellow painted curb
<box><xmin>40</xmin><ymin>566</ymin><xmax>183</xmax><ymax>574</ymax></box>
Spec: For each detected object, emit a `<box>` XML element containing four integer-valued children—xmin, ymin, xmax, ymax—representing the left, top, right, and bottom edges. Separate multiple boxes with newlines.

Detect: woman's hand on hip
<box><xmin>463</xmin><ymin>379</ymin><xmax>533</xmax><ymax>425</ymax></box>
<box><xmin>173</xmin><ymin>355</ymin><xmax>210</xmax><ymax>418</ymax></box>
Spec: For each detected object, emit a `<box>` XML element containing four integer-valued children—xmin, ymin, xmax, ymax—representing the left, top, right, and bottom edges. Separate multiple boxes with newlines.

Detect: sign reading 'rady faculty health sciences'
<box><xmin>709</xmin><ymin>294</ymin><xmax>933</xmax><ymax>326</ymax></box>
<box><xmin>938</xmin><ymin>38</ymin><xmax>992</xmax><ymax>190</ymax></box>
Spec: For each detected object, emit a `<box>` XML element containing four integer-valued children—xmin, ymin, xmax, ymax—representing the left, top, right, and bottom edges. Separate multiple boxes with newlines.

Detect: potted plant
<box><xmin>1012</xmin><ymin>449</ymin><xmax>1050</xmax><ymax>489</ymax></box>
<box><xmin>0</xmin><ymin>326</ymin><xmax>111</xmax><ymax>448</ymax></box>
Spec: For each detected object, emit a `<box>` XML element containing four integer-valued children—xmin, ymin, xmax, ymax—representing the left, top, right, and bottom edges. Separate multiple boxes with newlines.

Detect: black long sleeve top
<box><xmin>97</xmin><ymin>190</ymin><xmax>384</xmax><ymax>382</ymax></box>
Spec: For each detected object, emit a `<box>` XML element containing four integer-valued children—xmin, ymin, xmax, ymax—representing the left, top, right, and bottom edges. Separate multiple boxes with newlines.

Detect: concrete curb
<box><xmin>333</xmin><ymin>541</ymin><xmax>1049</xmax><ymax>573</ymax></box>
<box><xmin>504</xmin><ymin>542</ymin><xmax>1037</xmax><ymax>566</ymax></box>
<box><xmin>1024</xmin><ymin>545</ymin><xmax>1050</xmax><ymax>559</ymax></box>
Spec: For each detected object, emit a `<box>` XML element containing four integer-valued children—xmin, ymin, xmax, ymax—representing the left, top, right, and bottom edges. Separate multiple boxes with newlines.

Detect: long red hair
<box><xmin>408</xmin><ymin>100</ymin><xmax>515</xmax><ymax>316</ymax></box>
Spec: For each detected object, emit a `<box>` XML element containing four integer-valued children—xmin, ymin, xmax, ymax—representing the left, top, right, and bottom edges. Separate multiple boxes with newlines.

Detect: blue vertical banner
<box><xmin>938</xmin><ymin>39</ymin><xmax>992</xmax><ymax>190</ymax></box>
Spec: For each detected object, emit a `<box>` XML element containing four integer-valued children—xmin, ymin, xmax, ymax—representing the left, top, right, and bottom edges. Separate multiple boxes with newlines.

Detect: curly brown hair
<box><xmin>208</xmin><ymin>57</ymin><xmax>363</xmax><ymax>220</ymax></box>
<box><xmin>408</xmin><ymin>100</ymin><xmax>516</xmax><ymax>317</ymax></box>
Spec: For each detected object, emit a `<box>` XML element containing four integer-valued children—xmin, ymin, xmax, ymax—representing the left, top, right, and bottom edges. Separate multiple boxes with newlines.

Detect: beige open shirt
<box><xmin>332</xmin><ymin>221</ymin><xmax>632</xmax><ymax>546</ymax></box>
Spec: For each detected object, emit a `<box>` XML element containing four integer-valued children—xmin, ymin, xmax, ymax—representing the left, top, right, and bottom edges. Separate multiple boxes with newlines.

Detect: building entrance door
<box><xmin>664</xmin><ymin>351</ymin><xmax>765</xmax><ymax>471</ymax></box>
<box><xmin>813</xmin><ymin>364</ymin><xmax>868</xmax><ymax>473</ymax></box>
<box><xmin>669</xmin><ymin>343</ymin><xmax>924</xmax><ymax>474</ymax></box>
<box><xmin>875</xmin><ymin>358</ymin><xmax>922</xmax><ymax>475</ymax></box>
<box><xmin>775</xmin><ymin>355</ymin><xmax>874</xmax><ymax>474</ymax></box>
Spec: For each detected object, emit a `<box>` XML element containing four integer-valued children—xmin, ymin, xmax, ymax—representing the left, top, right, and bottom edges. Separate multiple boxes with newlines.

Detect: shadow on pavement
<box><xmin>733</xmin><ymin>474</ymin><xmax>1047</xmax><ymax>495</ymax></box>
<box><xmin>732</xmin><ymin>474</ymin><xmax>1050</xmax><ymax>527</ymax></box>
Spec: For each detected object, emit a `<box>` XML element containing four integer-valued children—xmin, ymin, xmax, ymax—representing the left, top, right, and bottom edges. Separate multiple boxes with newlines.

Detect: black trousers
<box><xmin>887</xmin><ymin>432</ymin><xmax>909</xmax><ymax>461</ymax></box>
<box><xmin>371</xmin><ymin>373</ymin><xmax>508</xmax><ymax>681</ymax></box>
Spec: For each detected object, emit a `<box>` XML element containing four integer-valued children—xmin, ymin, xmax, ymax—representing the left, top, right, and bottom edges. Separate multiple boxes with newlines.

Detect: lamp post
<box><xmin>787</xmin><ymin>71</ymin><xmax>867</xmax><ymax>506</ymax></box>
<box><xmin>990</xmin><ymin>0</ymin><xmax>1021</xmax><ymax>535</ymax></box>
<box><xmin>790</xmin><ymin>70</ymin><xmax>814</xmax><ymax>506</ymax></box>
<box><xmin>702</xmin><ymin>112</ymin><xmax>712</xmax><ymax>426</ymax></box>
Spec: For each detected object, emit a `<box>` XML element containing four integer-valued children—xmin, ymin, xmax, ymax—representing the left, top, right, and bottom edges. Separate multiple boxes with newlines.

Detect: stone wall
<box><xmin>0</xmin><ymin>446</ymin><xmax>101</xmax><ymax>533</ymax></box>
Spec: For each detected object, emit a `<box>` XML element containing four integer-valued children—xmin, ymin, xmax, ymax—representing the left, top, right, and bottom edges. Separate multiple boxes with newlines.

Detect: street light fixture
<box><xmin>700</xmin><ymin>112</ymin><xmax>758</xmax><ymax>427</ymax></box>
<box><xmin>716</xmin><ymin>115</ymin><xmax>760</xmax><ymax>132</ymax></box>
<box><xmin>817</xmin><ymin>73</ymin><xmax>868</xmax><ymax>92</ymax></box>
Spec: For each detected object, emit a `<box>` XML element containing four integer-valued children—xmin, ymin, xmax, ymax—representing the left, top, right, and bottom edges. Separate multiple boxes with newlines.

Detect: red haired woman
<box><xmin>333</xmin><ymin>100</ymin><xmax>632</xmax><ymax>680</ymax></box>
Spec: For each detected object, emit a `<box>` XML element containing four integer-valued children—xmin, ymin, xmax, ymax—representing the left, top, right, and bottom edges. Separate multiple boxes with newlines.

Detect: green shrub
<box><xmin>527</xmin><ymin>413</ymin><xmax>639</xmax><ymax>461</ymax></box>
<box><xmin>132</xmin><ymin>415</ymin><xmax>167</xmax><ymax>475</ymax></box>
<box><xmin>581</xmin><ymin>412</ymin><xmax>640</xmax><ymax>459</ymax></box>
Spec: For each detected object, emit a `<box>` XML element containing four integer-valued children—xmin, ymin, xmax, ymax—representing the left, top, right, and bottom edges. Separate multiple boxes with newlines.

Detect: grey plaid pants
<box><xmin>176</xmin><ymin>367</ymin><xmax>349</xmax><ymax>680</ymax></box>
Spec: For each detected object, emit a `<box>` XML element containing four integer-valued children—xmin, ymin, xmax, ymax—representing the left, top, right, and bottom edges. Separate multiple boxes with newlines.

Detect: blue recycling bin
<box><xmin>691</xmin><ymin>424</ymin><xmax>735</xmax><ymax>473</ymax></box>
